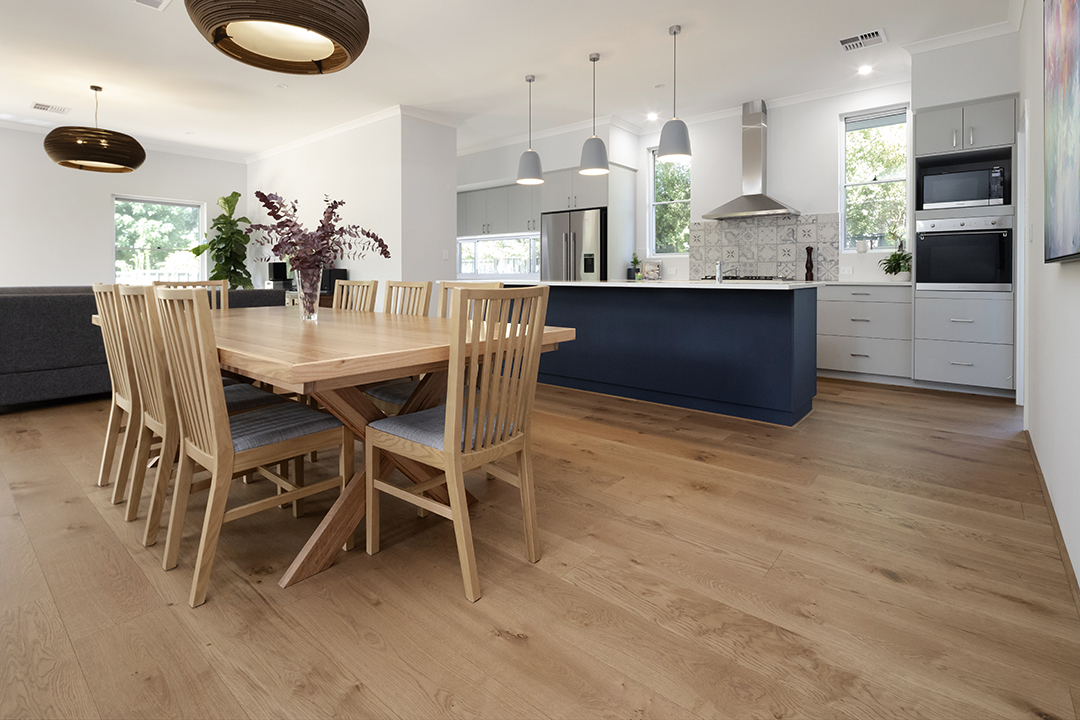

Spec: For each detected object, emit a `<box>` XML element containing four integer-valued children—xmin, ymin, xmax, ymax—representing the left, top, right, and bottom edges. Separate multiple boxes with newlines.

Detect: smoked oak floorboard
<box><xmin>1</xmin><ymin>378</ymin><xmax>1079</xmax><ymax>719</ymax></box>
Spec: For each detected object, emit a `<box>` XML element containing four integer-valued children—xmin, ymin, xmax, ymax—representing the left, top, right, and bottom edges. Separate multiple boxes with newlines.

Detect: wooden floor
<box><xmin>2</xmin><ymin>378</ymin><xmax>1079</xmax><ymax>719</ymax></box>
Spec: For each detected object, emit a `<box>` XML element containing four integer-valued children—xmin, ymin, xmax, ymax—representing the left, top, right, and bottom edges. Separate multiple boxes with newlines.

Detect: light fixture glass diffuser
<box><xmin>579</xmin><ymin>52</ymin><xmax>609</xmax><ymax>176</ymax></box>
<box><xmin>226</xmin><ymin>21</ymin><xmax>336</xmax><ymax>62</ymax></box>
<box><xmin>516</xmin><ymin>75</ymin><xmax>544</xmax><ymax>185</ymax></box>
<box><xmin>658</xmin><ymin>25</ymin><xmax>692</xmax><ymax>163</ymax></box>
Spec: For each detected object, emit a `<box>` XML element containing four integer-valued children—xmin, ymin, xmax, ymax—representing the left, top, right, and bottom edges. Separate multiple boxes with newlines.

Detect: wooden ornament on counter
<box><xmin>805</xmin><ymin>246</ymin><xmax>814</xmax><ymax>281</ymax></box>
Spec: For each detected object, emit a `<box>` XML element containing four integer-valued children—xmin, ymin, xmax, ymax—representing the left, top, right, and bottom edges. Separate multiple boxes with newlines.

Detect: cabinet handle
<box><xmin>949</xmin><ymin>318</ymin><xmax>974</xmax><ymax>323</ymax></box>
<box><xmin>567</xmin><ymin>196</ymin><xmax>571</xmax><ymax>208</ymax></box>
<box><xmin>950</xmin><ymin>361</ymin><xmax>974</xmax><ymax>367</ymax></box>
<box><xmin>851</xmin><ymin>292</ymin><xmax>871</xmax><ymax>296</ymax></box>
<box><xmin>850</xmin><ymin>353</ymin><xmax>870</xmax><ymax>358</ymax></box>
<box><xmin>850</xmin><ymin>318</ymin><xmax>870</xmax><ymax>322</ymax></box>
<box><xmin>952</xmin><ymin>130</ymin><xmax>957</xmax><ymax>148</ymax></box>
<box><xmin>969</xmin><ymin>128</ymin><xmax>974</xmax><ymax>146</ymax></box>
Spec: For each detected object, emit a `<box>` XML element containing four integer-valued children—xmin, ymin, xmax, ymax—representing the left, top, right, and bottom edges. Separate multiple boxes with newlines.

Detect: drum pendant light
<box><xmin>516</xmin><ymin>75</ymin><xmax>544</xmax><ymax>185</ymax></box>
<box><xmin>657</xmin><ymin>25</ymin><xmax>692</xmax><ymax>163</ymax></box>
<box><xmin>579</xmin><ymin>53</ymin><xmax>610</xmax><ymax>176</ymax></box>
<box><xmin>185</xmin><ymin>0</ymin><xmax>370</xmax><ymax>75</ymax></box>
<box><xmin>43</xmin><ymin>86</ymin><xmax>146</xmax><ymax>173</ymax></box>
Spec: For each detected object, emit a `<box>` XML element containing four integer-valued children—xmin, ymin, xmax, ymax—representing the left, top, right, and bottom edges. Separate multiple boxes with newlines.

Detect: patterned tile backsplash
<box><xmin>688</xmin><ymin>213</ymin><xmax>840</xmax><ymax>282</ymax></box>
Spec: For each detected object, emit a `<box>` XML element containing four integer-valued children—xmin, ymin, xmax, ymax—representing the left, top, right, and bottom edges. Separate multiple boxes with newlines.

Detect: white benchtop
<box><xmin>531</xmin><ymin>279</ymin><xmax>825</xmax><ymax>291</ymax></box>
<box><xmin>824</xmin><ymin>280</ymin><xmax>913</xmax><ymax>287</ymax></box>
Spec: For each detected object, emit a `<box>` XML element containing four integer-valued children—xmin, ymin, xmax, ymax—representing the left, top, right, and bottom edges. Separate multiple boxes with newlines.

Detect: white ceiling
<box><xmin>0</xmin><ymin>0</ymin><xmax>1019</xmax><ymax>161</ymax></box>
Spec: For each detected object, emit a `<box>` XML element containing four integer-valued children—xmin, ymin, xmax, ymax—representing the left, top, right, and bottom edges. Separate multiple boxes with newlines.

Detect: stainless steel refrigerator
<box><xmin>540</xmin><ymin>208</ymin><xmax>607</xmax><ymax>282</ymax></box>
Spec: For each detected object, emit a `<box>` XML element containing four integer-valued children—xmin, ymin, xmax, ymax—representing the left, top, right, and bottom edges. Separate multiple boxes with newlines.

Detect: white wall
<box><xmin>0</xmin><ymin>124</ymin><xmax>246</xmax><ymax>287</ymax></box>
<box><xmin>1018</xmin><ymin>0</ymin><xmax>1080</xmax><ymax>585</ymax></box>
<box><xmin>910</xmin><ymin>32</ymin><xmax>1021</xmax><ymax>109</ymax></box>
<box><xmin>400</xmin><ymin>114</ymin><xmax>459</xmax><ymax>288</ymax></box>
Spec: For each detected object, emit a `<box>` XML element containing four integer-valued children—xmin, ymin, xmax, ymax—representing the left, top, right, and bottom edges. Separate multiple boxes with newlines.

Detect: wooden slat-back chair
<box><xmin>92</xmin><ymin>284</ymin><xmax>142</xmax><ymax>505</ymax></box>
<box><xmin>332</xmin><ymin>279</ymin><xmax>378</xmax><ymax>311</ymax></box>
<box><xmin>153</xmin><ymin>280</ymin><xmax>228</xmax><ymax>310</ymax></box>
<box><xmin>119</xmin><ymin>286</ymin><xmax>290</xmax><ymax>546</ymax></box>
<box><xmin>365</xmin><ymin>285</ymin><xmax>550</xmax><ymax>601</ymax></box>
<box><xmin>436</xmin><ymin>281</ymin><xmax>504</xmax><ymax>319</ymax></box>
<box><xmin>383</xmin><ymin>281</ymin><xmax>433</xmax><ymax>316</ymax></box>
<box><xmin>154</xmin><ymin>286</ymin><xmax>354</xmax><ymax>607</ymax></box>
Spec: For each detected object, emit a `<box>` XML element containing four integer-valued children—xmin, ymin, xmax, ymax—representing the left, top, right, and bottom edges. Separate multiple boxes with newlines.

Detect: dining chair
<box><xmin>118</xmin><ymin>285</ymin><xmax>291</xmax><ymax>544</ymax></box>
<box><xmin>366</xmin><ymin>281</ymin><xmax>503</xmax><ymax>410</ymax></box>
<box><xmin>155</xmin><ymin>286</ymin><xmax>354</xmax><ymax>607</ymax></box>
<box><xmin>332</xmin><ymin>279</ymin><xmax>378</xmax><ymax>311</ymax></box>
<box><xmin>92</xmin><ymin>284</ymin><xmax>142</xmax><ymax>505</ymax></box>
<box><xmin>383</xmin><ymin>280</ymin><xmax>433</xmax><ymax>316</ymax></box>
<box><xmin>365</xmin><ymin>285</ymin><xmax>550</xmax><ymax>601</ymax></box>
<box><xmin>153</xmin><ymin>279</ymin><xmax>228</xmax><ymax>310</ymax></box>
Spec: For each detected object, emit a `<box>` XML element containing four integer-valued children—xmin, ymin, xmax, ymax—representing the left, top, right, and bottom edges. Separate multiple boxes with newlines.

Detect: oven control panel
<box><xmin>916</xmin><ymin>216</ymin><xmax>1013</xmax><ymax>233</ymax></box>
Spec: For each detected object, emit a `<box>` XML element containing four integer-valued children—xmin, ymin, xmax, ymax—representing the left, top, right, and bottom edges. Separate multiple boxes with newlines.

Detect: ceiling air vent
<box><xmin>839</xmin><ymin>29</ymin><xmax>887</xmax><ymax>53</ymax></box>
<box><xmin>31</xmin><ymin>102</ymin><xmax>71</xmax><ymax>114</ymax></box>
<box><xmin>132</xmin><ymin>0</ymin><xmax>172</xmax><ymax>10</ymax></box>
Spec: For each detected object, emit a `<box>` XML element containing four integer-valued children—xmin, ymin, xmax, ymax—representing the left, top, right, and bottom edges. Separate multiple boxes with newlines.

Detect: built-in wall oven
<box><xmin>914</xmin><ymin>215</ymin><xmax>1013</xmax><ymax>291</ymax></box>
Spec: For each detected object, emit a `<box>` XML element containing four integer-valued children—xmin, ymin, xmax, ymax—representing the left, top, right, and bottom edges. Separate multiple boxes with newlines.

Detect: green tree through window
<box><xmin>843</xmin><ymin>112</ymin><xmax>907</xmax><ymax>251</ymax></box>
<box><xmin>652</xmin><ymin>151</ymin><xmax>691</xmax><ymax>254</ymax></box>
<box><xmin>115</xmin><ymin>199</ymin><xmax>201</xmax><ymax>283</ymax></box>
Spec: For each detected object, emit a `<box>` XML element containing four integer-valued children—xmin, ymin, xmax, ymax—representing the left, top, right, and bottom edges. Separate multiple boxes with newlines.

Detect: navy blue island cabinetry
<box><xmin>521</xmin><ymin>281</ymin><xmax>820</xmax><ymax>426</ymax></box>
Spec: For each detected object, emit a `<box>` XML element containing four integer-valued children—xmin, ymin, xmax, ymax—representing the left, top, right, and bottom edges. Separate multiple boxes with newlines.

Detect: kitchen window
<box><xmin>457</xmin><ymin>235</ymin><xmax>540</xmax><ymax>279</ymax></box>
<box><xmin>841</xmin><ymin>109</ymin><xmax>908</xmax><ymax>252</ymax></box>
<box><xmin>650</xmin><ymin>148</ymin><xmax>691</xmax><ymax>255</ymax></box>
<box><xmin>115</xmin><ymin>197</ymin><xmax>203</xmax><ymax>284</ymax></box>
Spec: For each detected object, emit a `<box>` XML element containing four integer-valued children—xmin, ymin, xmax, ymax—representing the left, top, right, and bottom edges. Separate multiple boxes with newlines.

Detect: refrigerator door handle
<box><xmin>569</xmin><ymin>232</ymin><xmax>576</xmax><ymax>281</ymax></box>
<box><xmin>562</xmin><ymin>232</ymin><xmax>569</xmax><ymax>281</ymax></box>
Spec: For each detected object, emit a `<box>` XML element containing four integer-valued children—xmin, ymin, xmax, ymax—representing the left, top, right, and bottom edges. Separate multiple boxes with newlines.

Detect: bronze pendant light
<box><xmin>185</xmin><ymin>0</ymin><xmax>370</xmax><ymax>74</ymax></box>
<box><xmin>43</xmin><ymin>86</ymin><xmax>146</xmax><ymax>173</ymax></box>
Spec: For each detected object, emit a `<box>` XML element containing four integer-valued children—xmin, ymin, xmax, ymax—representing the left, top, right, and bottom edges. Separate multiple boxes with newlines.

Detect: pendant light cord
<box><xmin>95</xmin><ymin>91</ymin><xmax>99</xmax><ymax>129</ymax></box>
<box><xmin>529</xmin><ymin>80</ymin><xmax>533</xmax><ymax>148</ymax></box>
<box><xmin>672</xmin><ymin>30</ymin><xmax>678</xmax><ymax>117</ymax></box>
<box><xmin>592</xmin><ymin>58</ymin><xmax>597</xmax><ymax>135</ymax></box>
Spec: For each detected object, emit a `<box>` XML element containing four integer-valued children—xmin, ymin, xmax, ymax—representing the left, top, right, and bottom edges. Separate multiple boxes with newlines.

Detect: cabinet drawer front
<box><xmin>819</xmin><ymin>285</ymin><xmax>912</xmax><ymax>303</ymax></box>
<box><xmin>915</xmin><ymin>297</ymin><xmax>1013</xmax><ymax>344</ymax></box>
<box><xmin>818</xmin><ymin>336</ymin><xmax>912</xmax><ymax>377</ymax></box>
<box><xmin>913</xmin><ymin>339</ymin><xmax>1014</xmax><ymax>389</ymax></box>
<box><xmin>818</xmin><ymin>301</ymin><xmax>911</xmax><ymax>340</ymax></box>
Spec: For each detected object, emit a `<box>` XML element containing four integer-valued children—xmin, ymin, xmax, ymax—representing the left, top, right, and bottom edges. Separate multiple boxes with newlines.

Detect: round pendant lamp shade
<box><xmin>579</xmin><ymin>53</ymin><xmax>609</xmax><ymax>176</ymax></box>
<box><xmin>517</xmin><ymin>149</ymin><xmax>544</xmax><ymax>185</ymax></box>
<box><xmin>516</xmin><ymin>75</ymin><xmax>544</xmax><ymax>185</ymax></box>
<box><xmin>185</xmin><ymin>0</ymin><xmax>369</xmax><ymax>74</ymax></box>
<box><xmin>657</xmin><ymin>25</ymin><xmax>692</xmax><ymax>163</ymax></box>
<box><xmin>657</xmin><ymin>118</ymin><xmax>691</xmax><ymax>163</ymax></box>
<box><xmin>44</xmin><ymin>126</ymin><xmax>146</xmax><ymax>173</ymax></box>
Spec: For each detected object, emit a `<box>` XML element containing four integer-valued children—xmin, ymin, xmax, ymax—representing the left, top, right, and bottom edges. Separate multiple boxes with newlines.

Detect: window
<box><xmin>842</xmin><ymin>110</ymin><xmax>908</xmax><ymax>252</ymax></box>
<box><xmin>650</xmin><ymin>149</ymin><xmax>691</xmax><ymax>254</ymax></box>
<box><xmin>457</xmin><ymin>235</ymin><xmax>540</xmax><ymax>278</ymax></box>
<box><xmin>114</xmin><ymin>197</ymin><xmax>202</xmax><ymax>284</ymax></box>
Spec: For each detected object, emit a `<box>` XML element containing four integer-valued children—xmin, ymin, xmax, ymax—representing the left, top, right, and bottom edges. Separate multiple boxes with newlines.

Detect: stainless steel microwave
<box><xmin>915</xmin><ymin>216</ymin><xmax>1013</xmax><ymax>291</ymax></box>
<box><xmin>922</xmin><ymin>167</ymin><xmax>1005</xmax><ymax>210</ymax></box>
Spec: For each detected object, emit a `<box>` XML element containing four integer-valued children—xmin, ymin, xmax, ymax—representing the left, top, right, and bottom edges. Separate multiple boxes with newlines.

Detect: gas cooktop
<box><xmin>700</xmin><ymin>275</ymin><xmax>785</xmax><ymax>281</ymax></box>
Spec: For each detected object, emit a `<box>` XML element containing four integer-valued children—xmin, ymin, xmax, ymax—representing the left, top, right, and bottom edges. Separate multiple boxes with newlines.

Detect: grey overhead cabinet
<box><xmin>458</xmin><ymin>187</ymin><xmax>509</xmax><ymax>236</ymax></box>
<box><xmin>540</xmin><ymin>169</ymin><xmax>608</xmax><ymax>212</ymax></box>
<box><xmin>914</xmin><ymin>97</ymin><xmax>1015</xmax><ymax>156</ymax></box>
<box><xmin>507</xmin><ymin>184</ymin><xmax>541</xmax><ymax>232</ymax></box>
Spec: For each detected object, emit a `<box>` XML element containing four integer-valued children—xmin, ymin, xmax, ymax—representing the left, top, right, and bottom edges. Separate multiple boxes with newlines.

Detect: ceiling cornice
<box><xmin>903</xmin><ymin>0</ymin><xmax>1025</xmax><ymax>55</ymax></box>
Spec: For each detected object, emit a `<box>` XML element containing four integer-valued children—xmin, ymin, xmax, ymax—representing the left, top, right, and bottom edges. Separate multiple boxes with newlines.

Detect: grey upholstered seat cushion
<box><xmin>369</xmin><ymin>405</ymin><xmax>448</xmax><ymax>450</ymax></box>
<box><xmin>365</xmin><ymin>378</ymin><xmax>420</xmax><ymax>406</ymax></box>
<box><xmin>229</xmin><ymin>401</ymin><xmax>342</xmax><ymax>453</ymax></box>
<box><xmin>221</xmin><ymin>376</ymin><xmax>243</xmax><ymax>387</ymax></box>
<box><xmin>223</xmin><ymin>382</ymin><xmax>290</xmax><ymax>412</ymax></box>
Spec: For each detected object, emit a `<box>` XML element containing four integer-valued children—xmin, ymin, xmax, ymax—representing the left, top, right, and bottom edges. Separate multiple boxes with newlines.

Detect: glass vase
<box><xmin>295</xmin><ymin>266</ymin><xmax>322</xmax><ymax>321</ymax></box>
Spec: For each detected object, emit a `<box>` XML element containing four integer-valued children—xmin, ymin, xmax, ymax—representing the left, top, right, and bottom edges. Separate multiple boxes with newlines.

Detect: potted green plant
<box><xmin>878</xmin><ymin>241</ymin><xmax>912</xmax><ymax>282</ymax></box>
<box><xmin>191</xmin><ymin>191</ymin><xmax>254</xmax><ymax>289</ymax></box>
<box><xmin>630</xmin><ymin>252</ymin><xmax>642</xmax><ymax>280</ymax></box>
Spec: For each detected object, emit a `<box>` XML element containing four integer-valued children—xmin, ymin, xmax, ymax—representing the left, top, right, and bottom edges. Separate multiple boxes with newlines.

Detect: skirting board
<box><xmin>1025</xmin><ymin>430</ymin><xmax>1080</xmax><ymax>619</ymax></box>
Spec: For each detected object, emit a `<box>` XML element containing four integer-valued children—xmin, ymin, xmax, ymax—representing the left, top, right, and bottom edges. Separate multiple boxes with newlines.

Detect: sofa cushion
<box><xmin>0</xmin><ymin>293</ymin><xmax>106</xmax><ymax>373</ymax></box>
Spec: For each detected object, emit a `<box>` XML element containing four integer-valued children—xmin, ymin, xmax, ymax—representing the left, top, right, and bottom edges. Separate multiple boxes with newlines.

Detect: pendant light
<box><xmin>43</xmin><ymin>86</ymin><xmax>146</xmax><ymax>173</ymax></box>
<box><xmin>516</xmin><ymin>75</ymin><xmax>544</xmax><ymax>185</ymax></box>
<box><xmin>657</xmin><ymin>25</ymin><xmax>692</xmax><ymax>163</ymax></box>
<box><xmin>579</xmin><ymin>53</ymin><xmax>610</xmax><ymax>176</ymax></box>
<box><xmin>185</xmin><ymin>0</ymin><xmax>369</xmax><ymax>75</ymax></box>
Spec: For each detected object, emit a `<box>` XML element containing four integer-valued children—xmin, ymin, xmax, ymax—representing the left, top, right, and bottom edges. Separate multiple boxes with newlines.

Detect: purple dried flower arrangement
<box><xmin>247</xmin><ymin>191</ymin><xmax>391</xmax><ymax>270</ymax></box>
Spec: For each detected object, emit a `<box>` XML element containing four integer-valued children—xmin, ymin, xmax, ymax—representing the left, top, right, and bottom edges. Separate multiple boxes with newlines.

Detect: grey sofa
<box><xmin>0</xmin><ymin>286</ymin><xmax>285</xmax><ymax>410</ymax></box>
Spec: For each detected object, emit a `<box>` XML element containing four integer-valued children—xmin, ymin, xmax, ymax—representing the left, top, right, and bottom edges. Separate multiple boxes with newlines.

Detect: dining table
<box><xmin>202</xmin><ymin>304</ymin><xmax>575</xmax><ymax>588</ymax></box>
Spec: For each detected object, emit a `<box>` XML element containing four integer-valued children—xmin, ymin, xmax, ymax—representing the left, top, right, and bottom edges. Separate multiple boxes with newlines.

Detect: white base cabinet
<box><xmin>818</xmin><ymin>284</ymin><xmax>912</xmax><ymax>378</ymax></box>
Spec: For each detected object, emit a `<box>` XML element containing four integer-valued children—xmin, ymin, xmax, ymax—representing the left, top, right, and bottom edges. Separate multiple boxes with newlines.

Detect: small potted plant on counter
<box><xmin>878</xmin><ymin>240</ymin><xmax>912</xmax><ymax>282</ymax></box>
<box><xmin>630</xmin><ymin>252</ymin><xmax>642</xmax><ymax>280</ymax></box>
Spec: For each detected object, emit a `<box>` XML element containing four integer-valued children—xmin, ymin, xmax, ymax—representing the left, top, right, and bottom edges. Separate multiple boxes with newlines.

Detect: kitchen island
<box><xmin>519</xmin><ymin>280</ymin><xmax>821</xmax><ymax>426</ymax></box>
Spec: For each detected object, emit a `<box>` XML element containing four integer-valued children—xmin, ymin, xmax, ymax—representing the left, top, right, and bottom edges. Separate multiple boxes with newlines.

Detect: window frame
<box><xmin>113</xmin><ymin>194</ymin><xmax>206</xmax><ymax>283</ymax></box>
<box><xmin>455</xmin><ymin>231</ymin><xmax>541</xmax><ymax>280</ymax></box>
<box><xmin>838</xmin><ymin>105</ymin><xmax>912</xmax><ymax>254</ymax></box>
<box><xmin>648</xmin><ymin>147</ymin><xmax>691</xmax><ymax>257</ymax></box>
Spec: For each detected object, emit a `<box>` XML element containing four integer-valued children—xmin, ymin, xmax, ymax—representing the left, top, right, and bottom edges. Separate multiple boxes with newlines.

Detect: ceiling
<box><xmin>0</xmin><ymin>0</ymin><xmax>1019</xmax><ymax>162</ymax></box>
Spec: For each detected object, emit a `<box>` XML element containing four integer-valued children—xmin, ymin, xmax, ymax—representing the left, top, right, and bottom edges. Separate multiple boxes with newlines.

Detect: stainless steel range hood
<box><xmin>702</xmin><ymin>100</ymin><xmax>800</xmax><ymax>219</ymax></box>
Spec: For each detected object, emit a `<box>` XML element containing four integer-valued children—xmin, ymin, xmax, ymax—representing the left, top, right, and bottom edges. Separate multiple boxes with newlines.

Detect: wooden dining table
<box><xmin>204</xmin><ymin>304</ymin><xmax>575</xmax><ymax>588</ymax></box>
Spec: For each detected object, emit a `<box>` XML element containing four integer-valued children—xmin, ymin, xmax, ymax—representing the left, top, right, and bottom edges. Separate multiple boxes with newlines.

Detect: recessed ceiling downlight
<box><xmin>185</xmin><ymin>0</ymin><xmax>370</xmax><ymax>75</ymax></box>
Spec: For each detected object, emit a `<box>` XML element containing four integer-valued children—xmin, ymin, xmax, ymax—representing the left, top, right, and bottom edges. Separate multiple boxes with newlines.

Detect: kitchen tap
<box><xmin>715</xmin><ymin>260</ymin><xmax>739</xmax><ymax>283</ymax></box>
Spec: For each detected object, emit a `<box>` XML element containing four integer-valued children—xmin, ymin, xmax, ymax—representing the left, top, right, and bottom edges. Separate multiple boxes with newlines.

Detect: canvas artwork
<box><xmin>1045</xmin><ymin>0</ymin><xmax>1080</xmax><ymax>262</ymax></box>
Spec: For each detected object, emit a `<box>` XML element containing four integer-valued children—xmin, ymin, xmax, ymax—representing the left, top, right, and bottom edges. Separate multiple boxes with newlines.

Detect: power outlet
<box><xmin>442</xmin><ymin>250</ymin><xmax>449</xmax><ymax>260</ymax></box>
<box><xmin>668</xmin><ymin>266</ymin><xmax>677</xmax><ymax>276</ymax></box>
<box><xmin>840</xmin><ymin>266</ymin><xmax>853</xmax><ymax>275</ymax></box>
